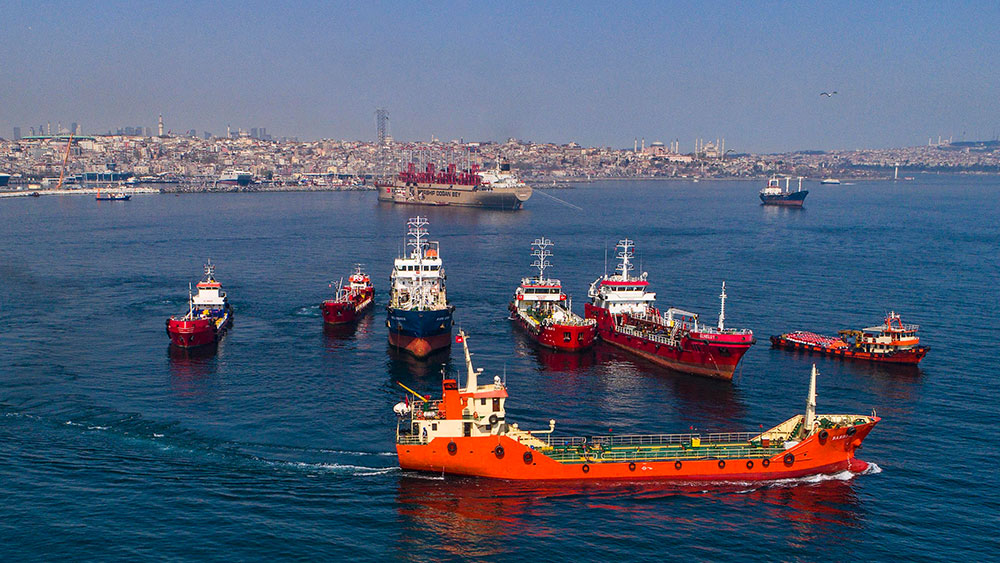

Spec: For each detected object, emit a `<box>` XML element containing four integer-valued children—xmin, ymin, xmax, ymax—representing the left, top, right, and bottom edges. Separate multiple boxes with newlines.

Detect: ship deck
<box><xmin>536</xmin><ymin>432</ymin><xmax>788</xmax><ymax>464</ymax></box>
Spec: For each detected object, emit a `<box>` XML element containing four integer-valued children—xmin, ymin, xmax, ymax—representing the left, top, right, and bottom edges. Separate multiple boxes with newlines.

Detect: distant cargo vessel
<box><xmin>166</xmin><ymin>262</ymin><xmax>233</xmax><ymax>348</ymax></box>
<box><xmin>394</xmin><ymin>332</ymin><xmax>879</xmax><ymax>482</ymax></box>
<box><xmin>377</xmin><ymin>159</ymin><xmax>532</xmax><ymax>210</ymax></box>
<box><xmin>386</xmin><ymin>217</ymin><xmax>454</xmax><ymax>358</ymax></box>
<box><xmin>509</xmin><ymin>237</ymin><xmax>597</xmax><ymax>352</ymax></box>
<box><xmin>759</xmin><ymin>176</ymin><xmax>808</xmax><ymax>206</ymax></box>
<box><xmin>584</xmin><ymin>239</ymin><xmax>754</xmax><ymax>380</ymax></box>
<box><xmin>820</xmin><ymin>178</ymin><xmax>841</xmax><ymax>185</ymax></box>
<box><xmin>218</xmin><ymin>170</ymin><xmax>253</xmax><ymax>187</ymax></box>
<box><xmin>771</xmin><ymin>312</ymin><xmax>929</xmax><ymax>365</ymax></box>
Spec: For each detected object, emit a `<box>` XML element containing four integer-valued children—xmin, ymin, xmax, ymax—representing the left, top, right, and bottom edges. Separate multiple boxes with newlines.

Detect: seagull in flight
<box><xmin>820</xmin><ymin>91</ymin><xmax>838</xmax><ymax>97</ymax></box>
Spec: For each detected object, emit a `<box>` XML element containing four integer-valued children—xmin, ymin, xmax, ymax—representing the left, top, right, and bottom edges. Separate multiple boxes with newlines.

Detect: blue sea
<box><xmin>1</xmin><ymin>178</ymin><xmax>997</xmax><ymax>561</ymax></box>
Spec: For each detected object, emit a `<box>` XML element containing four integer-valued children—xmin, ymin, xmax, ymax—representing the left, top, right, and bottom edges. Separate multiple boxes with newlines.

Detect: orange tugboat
<box><xmin>509</xmin><ymin>237</ymin><xmax>597</xmax><ymax>352</ymax></box>
<box><xmin>321</xmin><ymin>265</ymin><xmax>374</xmax><ymax>325</ymax></box>
<box><xmin>771</xmin><ymin>312</ymin><xmax>929</xmax><ymax>365</ymax></box>
<box><xmin>394</xmin><ymin>331</ymin><xmax>880</xmax><ymax>481</ymax></box>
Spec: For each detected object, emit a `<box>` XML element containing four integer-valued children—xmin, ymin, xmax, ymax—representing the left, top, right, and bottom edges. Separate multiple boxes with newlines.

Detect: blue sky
<box><xmin>2</xmin><ymin>1</ymin><xmax>998</xmax><ymax>152</ymax></box>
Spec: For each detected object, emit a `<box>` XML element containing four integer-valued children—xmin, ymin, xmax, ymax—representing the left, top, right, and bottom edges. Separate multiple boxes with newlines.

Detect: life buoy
<box><xmin>746</xmin><ymin>460</ymin><xmax>754</xmax><ymax>469</ymax></box>
<box><xmin>447</xmin><ymin>441</ymin><xmax>457</xmax><ymax>455</ymax></box>
<box><xmin>818</xmin><ymin>429</ymin><xmax>829</xmax><ymax>441</ymax></box>
<box><xmin>523</xmin><ymin>451</ymin><xmax>533</xmax><ymax>464</ymax></box>
<box><xmin>494</xmin><ymin>445</ymin><xmax>505</xmax><ymax>459</ymax></box>
<box><xmin>582</xmin><ymin>464</ymin><xmax>590</xmax><ymax>473</ymax></box>
<box><xmin>628</xmin><ymin>462</ymin><xmax>636</xmax><ymax>471</ymax></box>
<box><xmin>674</xmin><ymin>460</ymin><xmax>682</xmax><ymax>470</ymax></box>
<box><xmin>717</xmin><ymin>460</ymin><xmax>726</xmax><ymax>469</ymax></box>
<box><xmin>784</xmin><ymin>453</ymin><xmax>795</xmax><ymax>465</ymax></box>
<box><xmin>488</xmin><ymin>414</ymin><xmax>499</xmax><ymax>425</ymax></box>
<box><xmin>762</xmin><ymin>458</ymin><xmax>770</xmax><ymax>467</ymax></box>
<box><xmin>846</xmin><ymin>426</ymin><xmax>857</xmax><ymax>436</ymax></box>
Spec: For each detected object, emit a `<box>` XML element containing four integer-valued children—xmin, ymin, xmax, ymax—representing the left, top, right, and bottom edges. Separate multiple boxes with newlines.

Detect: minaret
<box><xmin>158</xmin><ymin>114</ymin><xmax>164</xmax><ymax>137</ymax></box>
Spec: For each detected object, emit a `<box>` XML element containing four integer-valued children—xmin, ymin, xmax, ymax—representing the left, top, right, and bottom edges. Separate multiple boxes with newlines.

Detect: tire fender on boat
<box><xmin>493</xmin><ymin>445</ymin><xmax>505</xmax><ymax>459</ymax></box>
<box><xmin>784</xmin><ymin>453</ymin><xmax>795</xmax><ymax>465</ymax></box>
<box><xmin>674</xmin><ymin>460</ymin><xmax>682</xmax><ymax>470</ymax></box>
<box><xmin>523</xmin><ymin>451</ymin><xmax>533</xmax><ymax>464</ymax></box>
<box><xmin>582</xmin><ymin>463</ymin><xmax>590</xmax><ymax>473</ymax></box>
<box><xmin>447</xmin><ymin>441</ymin><xmax>458</xmax><ymax>455</ymax></box>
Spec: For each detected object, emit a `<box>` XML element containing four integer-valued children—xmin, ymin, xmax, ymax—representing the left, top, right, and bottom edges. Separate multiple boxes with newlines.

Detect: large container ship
<box><xmin>583</xmin><ymin>239</ymin><xmax>754</xmax><ymax>380</ymax></box>
<box><xmin>321</xmin><ymin>265</ymin><xmax>374</xmax><ymax>325</ymax></box>
<box><xmin>166</xmin><ymin>262</ymin><xmax>233</xmax><ymax>348</ymax></box>
<box><xmin>377</xmin><ymin>159</ymin><xmax>532</xmax><ymax>210</ymax></box>
<box><xmin>509</xmin><ymin>237</ymin><xmax>596</xmax><ymax>352</ymax></box>
<box><xmin>386</xmin><ymin>217</ymin><xmax>454</xmax><ymax>358</ymax></box>
<box><xmin>394</xmin><ymin>331</ymin><xmax>879</xmax><ymax>481</ymax></box>
<box><xmin>771</xmin><ymin>312</ymin><xmax>929</xmax><ymax>365</ymax></box>
<box><xmin>759</xmin><ymin>176</ymin><xmax>808</xmax><ymax>206</ymax></box>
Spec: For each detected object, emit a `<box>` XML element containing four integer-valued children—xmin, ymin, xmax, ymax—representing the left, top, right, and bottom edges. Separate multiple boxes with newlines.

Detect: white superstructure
<box><xmin>389</xmin><ymin>217</ymin><xmax>448</xmax><ymax>311</ymax></box>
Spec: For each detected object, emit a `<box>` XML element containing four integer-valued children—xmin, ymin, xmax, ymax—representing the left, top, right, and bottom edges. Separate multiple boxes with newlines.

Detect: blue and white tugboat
<box><xmin>386</xmin><ymin>217</ymin><xmax>455</xmax><ymax>358</ymax></box>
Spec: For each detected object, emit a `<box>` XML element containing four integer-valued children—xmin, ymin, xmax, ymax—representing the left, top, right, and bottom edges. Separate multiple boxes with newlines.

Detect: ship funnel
<box><xmin>804</xmin><ymin>364</ymin><xmax>818</xmax><ymax>437</ymax></box>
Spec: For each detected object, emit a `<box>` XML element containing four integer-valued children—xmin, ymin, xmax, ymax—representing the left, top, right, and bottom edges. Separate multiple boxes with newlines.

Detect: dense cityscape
<box><xmin>2</xmin><ymin>118</ymin><xmax>999</xmax><ymax>192</ymax></box>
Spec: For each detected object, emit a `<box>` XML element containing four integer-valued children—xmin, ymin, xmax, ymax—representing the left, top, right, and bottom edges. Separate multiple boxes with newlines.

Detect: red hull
<box><xmin>509</xmin><ymin>305</ymin><xmax>596</xmax><ymax>352</ymax></box>
<box><xmin>398</xmin><ymin>420</ymin><xmax>878</xmax><ymax>481</ymax></box>
<box><xmin>167</xmin><ymin>318</ymin><xmax>222</xmax><ymax>348</ymax></box>
<box><xmin>585</xmin><ymin>304</ymin><xmax>752</xmax><ymax>380</ymax></box>
<box><xmin>321</xmin><ymin>291</ymin><xmax>373</xmax><ymax>325</ymax></box>
<box><xmin>770</xmin><ymin>336</ymin><xmax>928</xmax><ymax>365</ymax></box>
<box><xmin>388</xmin><ymin>331</ymin><xmax>453</xmax><ymax>359</ymax></box>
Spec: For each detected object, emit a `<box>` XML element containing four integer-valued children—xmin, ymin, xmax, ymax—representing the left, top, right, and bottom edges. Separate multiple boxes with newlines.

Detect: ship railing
<box><xmin>615</xmin><ymin>325</ymin><xmax>677</xmax><ymax>347</ymax></box>
<box><xmin>539</xmin><ymin>444</ymin><xmax>788</xmax><ymax>463</ymax></box>
<box><xmin>544</xmin><ymin>431</ymin><xmax>777</xmax><ymax>448</ymax></box>
<box><xmin>396</xmin><ymin>435</ymin><xmax>424</xmax><ymax>445</ymax></box>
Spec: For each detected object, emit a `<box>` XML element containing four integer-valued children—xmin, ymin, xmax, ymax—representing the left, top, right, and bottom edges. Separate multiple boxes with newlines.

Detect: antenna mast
<box><xmin>614</xmin><ymin>238</ymin><xmax>635</xmax><ymax>278</ymax></box>
<box><xmin>718</xmin><ymin>281</ymin><xmax>727</xmax><ymax>330</ymax></box>
<box><xmin>530</xmin><ymin>237</ymin><xmax>553</xmax><ymax>281</ymax></box>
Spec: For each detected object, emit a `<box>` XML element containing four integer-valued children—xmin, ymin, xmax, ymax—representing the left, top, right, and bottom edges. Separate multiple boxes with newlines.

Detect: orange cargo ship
<box><xmin>394</xmin><ymin>331</ymin><xmax>880</xmax><ymax>481</ymax></box>
<box><xmin>771</xmin><ymin>312</ymin><xmax>929</xmax><ymax>365</ymax></box>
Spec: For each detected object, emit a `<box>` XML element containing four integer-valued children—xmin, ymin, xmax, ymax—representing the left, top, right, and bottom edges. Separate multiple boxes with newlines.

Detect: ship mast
<box><xmin>530</xmin><ymin>237</ymin><xmax>553</xmax><ymax>281</ymax></box>
<box><xmin>406</xmin><ymin>216</ymin><xmax>429</xmax><ymax>308</ymax></box>
<box><xmin>803</xmin><ymin>364</ymin><xmax>818</xmax><ymax>438</ymax></box>
<box><xmin>460</xmin><ymin>330</ymin><xmax>481</xmax><ymax>392</ymax></box>
<box><xmin>615</xmin><ymin>238</ymin><xmax>635</xmax><ymax>279</ymax></box>
<box><xmin>718</xmin><ymin>281</ymin><xmax>727</xmax><ymax>331</ymax></box>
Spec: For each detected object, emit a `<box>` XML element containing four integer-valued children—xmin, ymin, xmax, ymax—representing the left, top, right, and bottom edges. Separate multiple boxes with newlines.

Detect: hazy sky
<box><xmin>2</xmin><ymin>1</ymin><xmax>998</xmax><ymax>152</ymax></box>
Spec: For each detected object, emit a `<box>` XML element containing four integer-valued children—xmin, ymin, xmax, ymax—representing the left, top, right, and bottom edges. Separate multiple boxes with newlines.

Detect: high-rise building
<box><xmin>71</xmin><ymin>122</ymin><xmax>78</xmax><ymax>135</ymax></box>
<box><xmin>250</xmin><ymin>127</ymin><xmax>258</xmax><ymax>139</ymax></box>
<box><xmin>158</xmin><ymin>114</ymin><xmax>164</xmax><ymax>136</ymax></box>
<box><xmin>13</xmin><ymin>127</ymin><xmax>21</xmax><ymax>140</ymax></box>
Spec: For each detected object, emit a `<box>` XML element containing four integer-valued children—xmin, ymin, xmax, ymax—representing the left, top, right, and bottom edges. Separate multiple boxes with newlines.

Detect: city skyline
<box><xmin>2</xmin><ymin>2</ymin><xmax>999</xmax><ymax>152</ymax></box>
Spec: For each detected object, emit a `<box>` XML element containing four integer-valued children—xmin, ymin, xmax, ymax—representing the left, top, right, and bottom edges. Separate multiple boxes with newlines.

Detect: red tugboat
<box><xmin>394</xmin><ymin>331</ymin><xmax>879</xmax><ymax>481</ymax></box>
<box><xmin>771</xmin><ymin>312</ymin><xmax>929</xmax><ymax>365</ymax></box>
<box><xmin>584</xmin><ymin>239</ymin><xmax>754</xmax><ymax>380</ymax></box>
<box><xmin>321</xmin><ymin>265</ymin><xmax>374</xmax><ymax>325</ymax></box>
<box><xmin>166</xmin><ymin>262</ymin><xmax>233</xmax><ymax>348</ymax></box>
<box><xmin>509</xmin><ymin>237</ymin><xmax>596</xmax><ymax>352</ymax></box>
